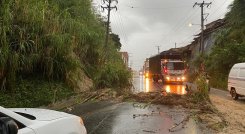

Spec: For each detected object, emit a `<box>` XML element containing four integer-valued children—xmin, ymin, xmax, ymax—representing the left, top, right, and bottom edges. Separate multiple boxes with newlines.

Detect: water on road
<box><xmin>68</xmin><ymin>73</ymin><xmax>206</xmax><ymax>134</ymax></box>
<box><xmin>132</xmin><ymin>74</ymin><xmax>187</xmax><ymax>95</ymax></box>
<box><xmin>70</xmin><ymin>101</ymin><xmax>203</xmax><ymax>134</ymax></box>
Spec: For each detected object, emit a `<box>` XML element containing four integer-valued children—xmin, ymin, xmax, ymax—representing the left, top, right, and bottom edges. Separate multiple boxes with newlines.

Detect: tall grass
<box><xmin>0</xmin><ymin>0</ymin><xmax>131</xmax><ymax>92</ymax></box>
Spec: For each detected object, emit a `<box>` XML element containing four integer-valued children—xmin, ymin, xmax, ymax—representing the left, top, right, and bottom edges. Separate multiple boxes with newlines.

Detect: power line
<box><xmin>172</xmin><ymin>8</ymin><xmax>200</xmax><ymax>34</ymax></box>
<box><xmin>101</xmin><ymin>0</ymin><xmax>118</xmax><ymax>48</ymax></box>
<box><xmin>160</xmin><ymin>8</ymin><xmax>199</xmax><ymax>45</ymax></box>
<box><xmin>111</xmin><ymin>14</ymin><xmax>124</xmax><ymax>40</ymax></box>
<box><xmin>193</xmin><ymin>1</ymin><xmax>212</xmax><ymax>53</ymax></box>
<box><xmin>176</xmin><ymin>0</ymin><xmax>229</xmax><ymax>47</ymax></box>
<box><xmin>180</xmin><ymin>29</ymin><xmax>201</xmax><ymax>44</ymax></box>
<box><xmin>117</xmin><ymin>10</ymin><xmax>128</xmax><ymax>43</ymax></box>
<box><xmin>123</xmin><ymin>5</ymin><xmax>190</xmax><ymax>10</ymax></box>
<box><xmin>217</xmin><ymin>11</ymin><xmax>228</xmax><ymax>19</ymax></box>
<box><xmin>209</xmin><ymin>0</ymin><xmax>229</xmax><ymax>20</ymax></box>
<box><xmin>111</xmin><ymin>13</ymin><xmax>127</xmax><ymax>45</ymax></box>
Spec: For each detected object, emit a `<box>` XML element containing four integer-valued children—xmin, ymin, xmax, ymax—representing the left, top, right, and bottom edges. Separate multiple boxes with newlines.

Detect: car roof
<box><xmin>233</xmin><ymin>63</ymin><xmax>245</xmax><ymax>68</ymax></box>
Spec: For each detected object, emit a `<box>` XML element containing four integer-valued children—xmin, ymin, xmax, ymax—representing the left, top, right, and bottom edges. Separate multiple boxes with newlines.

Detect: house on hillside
<box><xmin>119</xmin><ymin>52</ymin><xmax>129</xmax><ymax>68</ymax></box>
<box><xmin>188</xmin><ymin>19</ymin><xmax>226</xmax><ymax>59</ymax></box>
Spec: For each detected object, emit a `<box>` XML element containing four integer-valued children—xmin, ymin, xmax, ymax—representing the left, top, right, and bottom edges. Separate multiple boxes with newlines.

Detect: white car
<box><xmin>228</xmin><ymin>63</ymin><xmax>245</xmax><ymax>100</ymax></box>
<box><xmin>0</xmin><ymin>106</ymin><xmax>87</xmax><ymax>134</ymax></box>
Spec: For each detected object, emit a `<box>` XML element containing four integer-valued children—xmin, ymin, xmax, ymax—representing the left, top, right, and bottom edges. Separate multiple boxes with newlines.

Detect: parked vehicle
<box><xmin>148</xmin><ymin>51</ymin><xmax>186</xmax><ymax>83</ymax></box>
<box><xmin>0</xmin><ymin>106</ymin><xmax>87</xmax><ymax>134</ymax></box>
<box><xmin>228</xmin><ymin>63</ymin><xmax>245</xmax><ymax>100</ymax></box>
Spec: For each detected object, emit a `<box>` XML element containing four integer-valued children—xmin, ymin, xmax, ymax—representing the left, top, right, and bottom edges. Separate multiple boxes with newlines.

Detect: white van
<box><xmin>228</xmin><ymin>63</ymin><xmax>245</xmax><ymax>100</ymax></box>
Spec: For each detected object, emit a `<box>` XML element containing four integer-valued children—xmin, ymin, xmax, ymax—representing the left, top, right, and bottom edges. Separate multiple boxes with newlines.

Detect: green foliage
<box><xmin>0</xmin><ymin>0</ymin><xmax>131</xmax><ymax>95</ymax></box>
<box><xmin>110</xmin><ymin>33</ymin><xmax>122</xmax><ymax>50</ymax></box>
<box><xmin>187</xmin><ymin>54</ymin><xmax>208</xmax><ymax>82</ymax></box>
<box><xmin>204</xmin><ymin>0</ymin><xmax>245</xmax><ymax>89</ymax></box>
<box><xmin>93</xmin><ymin>45</ymin><xmax>132</xmax><ymax>89</ymax></box>
<box><xmin>192</xmin><ymin>73</ymin><xmax>210</xmax><ymax>102</ymax></box>
<box><xmin>0</xmin><ymin>0</ymin><xmax>131</xmax><ymax>110</ymax></box>
<box><xmin>0</xmin><ymin>77</ymin><xmax>74</xmax><ymax>107</ymax></box>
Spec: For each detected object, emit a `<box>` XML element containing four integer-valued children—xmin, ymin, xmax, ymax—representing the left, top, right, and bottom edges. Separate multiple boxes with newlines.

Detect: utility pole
<box><xmin>101</xmin><ymin>0</ymin><xmax>118</xmax><ymax>48</ymax></box>
<box><xmin>175</xmin><ymin>43</ymin><xmax>177</xmax><ymax>48</ymax></box>
<box><xmin>156</xmin><ymin>46</ymin><xmax>160</xmax><ymax>54</ymax></box>
<box><xmin>193</xmin><ymin>1</ymin><xmax>212</xmax><ymax>54</ymax></box>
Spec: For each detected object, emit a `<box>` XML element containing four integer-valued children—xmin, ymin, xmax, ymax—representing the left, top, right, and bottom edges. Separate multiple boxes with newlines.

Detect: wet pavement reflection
<box><xmin>70</xmin><ymin>101</ymin><xmax>203</xmax><ymax>134</ymax></box>
<box><xmin>133</xmin><ymin>74</ymin><xmax>187</xmax><ymax>95</ymax></box>
<box><xmin>69</xmin><ymin>73</ymin><xmax>205</xmax><ymax>134</ymax></box>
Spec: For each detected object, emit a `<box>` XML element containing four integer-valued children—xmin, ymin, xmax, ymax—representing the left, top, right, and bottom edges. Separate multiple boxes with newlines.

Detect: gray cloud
<box><xmin>94</xmin><ymin>0</ymin><xmax>234</xmax><ymax>70</ymax></box>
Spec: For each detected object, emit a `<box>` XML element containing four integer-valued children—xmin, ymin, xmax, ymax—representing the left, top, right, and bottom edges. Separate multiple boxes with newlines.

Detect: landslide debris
<box><xmin>124</xmin><ymin>90</ymin><xmax>227</xmax><ymax>133</ymax></box>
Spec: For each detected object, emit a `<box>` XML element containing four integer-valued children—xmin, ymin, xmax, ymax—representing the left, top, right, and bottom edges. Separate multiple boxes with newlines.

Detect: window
<box><xmin>239</xmin><ymin>69</ymin><xmax>245</xmax><ymax>78</ymax></box>
<box><xmin>230</xmin><ymin>68</ymin><xmax>239</xmax><ymax>77</ymax></box>
<box><xmin>166</xmin><ymin>62</ymin><xmax>184</xmax><ymax>70</ymax></box>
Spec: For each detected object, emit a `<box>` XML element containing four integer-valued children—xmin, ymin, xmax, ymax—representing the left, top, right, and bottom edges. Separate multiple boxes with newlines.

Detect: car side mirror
<box><xmin>0</xmin><ymin>117</ymin><xmax>18</xmax><ymax>134</ymax></box>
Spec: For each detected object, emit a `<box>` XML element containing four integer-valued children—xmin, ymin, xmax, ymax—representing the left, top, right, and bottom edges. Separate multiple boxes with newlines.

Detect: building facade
<box><xmin>119</xmin><ymin>52</ymin><xmax>129</xmax><ymax>68</ymax></box>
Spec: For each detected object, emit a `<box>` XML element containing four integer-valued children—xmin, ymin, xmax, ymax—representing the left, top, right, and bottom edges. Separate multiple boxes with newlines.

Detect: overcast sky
<box><xmin>93</xmin><ymin>0</ymin><xmax>234</xmax><ymax>70</ymax></box>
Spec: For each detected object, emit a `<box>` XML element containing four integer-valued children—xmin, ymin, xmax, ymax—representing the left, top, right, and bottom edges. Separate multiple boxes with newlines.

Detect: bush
<box><xmin>192</xmin><ymin>73</ymin><xmax>210</xmax><ymax>102</ymax></box>
<box><xmin>93</xmin><ymin>45</ymin><xmax>132</xmax><ymax>89</ymax></box>
<box><xmin>94</xmin><ymin>62</ymin><xmax>131</xmax><ymax>89</ymax></box>
<box><xmin>209</xmin><ymin>73</ymin><xmax>227</xmax><ymax>90</ymax></box>
<box><xmin>0</xmin><ymin>77</ymin><xmax>74</xmax><ymax>107</ymax></box>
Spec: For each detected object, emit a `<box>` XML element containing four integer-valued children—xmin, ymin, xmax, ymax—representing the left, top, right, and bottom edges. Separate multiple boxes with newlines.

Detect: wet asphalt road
<box><xmin>70</xmin><ymin>74</ymin><xmax>205</xmax><ymax>134</ymax></box>
<box><xmin>70</xmin><ymin>101</ymin><xmax>203</xmax><ymax>134</ymax></box>
<box><xmin>132</xmin><ymin>74</ymin><xmax>187</xmax><ymax>95</ymax></box>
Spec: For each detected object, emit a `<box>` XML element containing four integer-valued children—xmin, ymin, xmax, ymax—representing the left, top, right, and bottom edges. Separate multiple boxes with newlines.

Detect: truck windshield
<box><xmin>166</xmin><ymin>62</ymin><xmax>184</xmax><ymax>70</ymax></box>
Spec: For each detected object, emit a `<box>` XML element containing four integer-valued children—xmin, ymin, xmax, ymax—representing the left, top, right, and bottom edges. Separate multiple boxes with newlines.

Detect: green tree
<box><xmin>206</xmin><ymin>0</ymin><xmax>245</xmax><ymax>88</ymax></box>
<box><xmin>110</xmin><ymin>33</ymin><xmax>122</xmax><ymax>50</ymax></box>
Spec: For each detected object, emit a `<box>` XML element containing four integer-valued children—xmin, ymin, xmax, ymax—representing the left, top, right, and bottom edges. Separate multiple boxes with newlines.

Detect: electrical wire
<box><xmin>123</xmin><ymin>5</ymin><xmax>190</xmax><ymax>10</ymax></box>
<box><xmin>159</xmin><ymin>7</ymin><xmax>200</xmax><ymax>46</ymax></box>
<box><xmin>208</xmin><ymin>0</ymin><xmax>229</xmax><ymax>19</ymax></box>
<box><xmin>111</xmin><ymin>13</ymin><xmax>127</xmax><ymax>45</ymax></box>
<box><xmin>117</xmin><ymin>10</ymin><xmax>128</xmax><ymax>43</ymax></box>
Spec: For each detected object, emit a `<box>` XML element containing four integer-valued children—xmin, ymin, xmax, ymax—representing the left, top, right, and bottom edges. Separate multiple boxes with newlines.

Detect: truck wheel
<box><xmin>231</xmin><ymin>88</ymin><xmax>238</xmax><ymax>100</ymax></box>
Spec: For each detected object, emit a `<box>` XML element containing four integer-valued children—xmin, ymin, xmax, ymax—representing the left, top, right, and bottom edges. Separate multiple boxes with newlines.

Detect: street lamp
<box><xmin>188</xmin><ymin>23</ymin><xmax>201</xmax><ymax>27</ymax></box>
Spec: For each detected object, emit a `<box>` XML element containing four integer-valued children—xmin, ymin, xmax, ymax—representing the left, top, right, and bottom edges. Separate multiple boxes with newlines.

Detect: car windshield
<box><xmin>166</xmin><ymin>62</ymin><xmax>184</xmax><ymax>70</ymax></box>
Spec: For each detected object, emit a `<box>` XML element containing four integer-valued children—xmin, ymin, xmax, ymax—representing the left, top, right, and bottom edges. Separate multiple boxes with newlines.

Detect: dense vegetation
<box><xmin>0</xmin><ymin>0</ymin><xmax>131</xmax><ymax>107</ymax></box>
<box><xmin>205</xmin><ymin>0</ymin><xmax>245</xmax><ymax>88</ymax></box>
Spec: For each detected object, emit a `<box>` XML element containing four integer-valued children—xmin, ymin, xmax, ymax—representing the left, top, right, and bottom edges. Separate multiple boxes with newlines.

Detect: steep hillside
<box><xmin>206</xmin><ymin>0</ymin><xmax>245</xmax><ymax>88</ymax></box>
<box><xmin>0</xmin><ymin>0</ymin><xmax>131</xmax><ymax>107</ymax></box>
